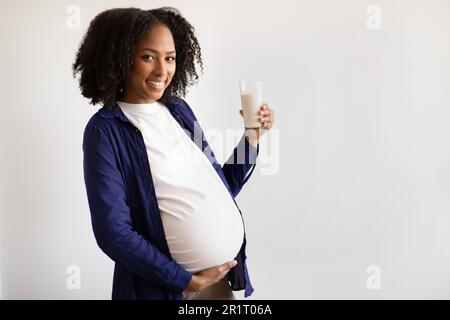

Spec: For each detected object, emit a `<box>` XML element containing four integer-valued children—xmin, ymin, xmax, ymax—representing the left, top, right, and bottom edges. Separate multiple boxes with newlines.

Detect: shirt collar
<box><xmin>98</xmin><ymin>105</ymin><xmax>129</xmax><ymax>122</ymax></box>
<box><xmin>98</xmin><ymin>97</ymin><xmax>180</xmax><ymax>122</ymax></box>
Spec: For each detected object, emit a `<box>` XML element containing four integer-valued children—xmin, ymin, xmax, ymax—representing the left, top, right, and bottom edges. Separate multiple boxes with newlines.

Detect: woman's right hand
<box><xmin>185</xmin><ymin>260</ymin><xmax>238</xmax><ymax>292</ymax></box>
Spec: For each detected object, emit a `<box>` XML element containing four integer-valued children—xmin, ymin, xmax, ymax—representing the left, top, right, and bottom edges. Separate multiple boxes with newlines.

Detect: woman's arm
<box><xmin>222</xmin><ymin>103</ymin><xmax>275</xmax><ymax>197</ymax></box>
<box><xmin>82</xmin><ymin>123</ymin><xmax>192</xmax><ymax>292</ymax></box>
<box><xmin>221</xmin><ymin>132</ymin><xmax>259</xmax><ymax>198</ymax></box>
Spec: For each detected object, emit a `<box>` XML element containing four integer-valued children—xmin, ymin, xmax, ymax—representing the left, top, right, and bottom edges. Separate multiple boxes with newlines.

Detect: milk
<box><xmin>241</xmin><ymin>93</ymin><xmax>262</xmax><ymax>128</ymax></box>
<box><xmin>240</xmin><ymin>81</ymin><xmax>263</xmax><ymax>128</ymax></box>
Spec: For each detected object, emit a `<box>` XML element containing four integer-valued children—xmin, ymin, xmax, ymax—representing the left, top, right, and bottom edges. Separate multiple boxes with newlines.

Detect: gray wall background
<box><xmin>0</xmin><ymin>0</ymin><xmax>449</xmax><ymax>299</ymax></box>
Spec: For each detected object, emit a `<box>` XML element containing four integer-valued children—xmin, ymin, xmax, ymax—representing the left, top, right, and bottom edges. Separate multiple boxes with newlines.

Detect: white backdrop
<box><xmin>1</xmin><ymin>0</ymin><xmax>449</xmax><ymax>299</ymax></box>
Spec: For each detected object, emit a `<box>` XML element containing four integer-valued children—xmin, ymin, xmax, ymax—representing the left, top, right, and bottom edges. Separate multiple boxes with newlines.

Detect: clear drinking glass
<box><xmin>239</xmin><ymin>81</ymin><xmax>263</xmax><ymax>129</ymax></box>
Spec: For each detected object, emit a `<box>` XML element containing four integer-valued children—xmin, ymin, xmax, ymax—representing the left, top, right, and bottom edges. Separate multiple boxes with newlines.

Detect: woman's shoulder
<box><xmin>165</xmin><ymin>96</ymin><xmax>197</xmax><ymax>119</ymax></box>
<box><xmin>85</xmin><ymin>107</ymin><xmax>112</xmax><ymax>130</ymax></box>
<box><xmin>82</xmin><ymin>105</ymin><xmax>124</xmax><ymax>143</ymax></box>
<box><xmin>164</xmin><ymin>95</ymin><xmax>188</xmax><ymax>108</ymax></box>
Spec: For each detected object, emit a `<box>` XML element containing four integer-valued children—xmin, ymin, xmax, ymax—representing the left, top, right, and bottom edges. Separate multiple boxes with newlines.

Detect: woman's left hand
<box><xmin>239</xmin><ymin>103</ymin><xmax>275</xmax><ymax>145</ymax></box>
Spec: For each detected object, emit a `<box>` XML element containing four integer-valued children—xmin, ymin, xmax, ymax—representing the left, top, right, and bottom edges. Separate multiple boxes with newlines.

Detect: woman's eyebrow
<box><xmin>141</xmin><ymin>48</ymin><xmax>176</xmax><ymax>54</ymax></box>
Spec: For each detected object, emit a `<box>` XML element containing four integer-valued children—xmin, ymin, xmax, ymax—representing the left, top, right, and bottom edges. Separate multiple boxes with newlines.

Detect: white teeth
<box><xmin>146</xmin><ymin>80</ymin><xmax>165</xmax><ymax>88</ymax></box>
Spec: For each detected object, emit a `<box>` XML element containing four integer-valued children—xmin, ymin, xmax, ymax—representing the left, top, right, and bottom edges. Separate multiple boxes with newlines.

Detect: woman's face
<box><xmin>123</xmin><ymin>24</ymin><xmax>176</xmax><ymax>104</ymax></box>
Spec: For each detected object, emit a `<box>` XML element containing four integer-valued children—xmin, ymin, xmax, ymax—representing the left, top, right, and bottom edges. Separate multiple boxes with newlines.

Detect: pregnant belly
<box><xmin>161</xmin><ymin>207</ymin><xmax>245</xmax><ymax>274</ymax></box>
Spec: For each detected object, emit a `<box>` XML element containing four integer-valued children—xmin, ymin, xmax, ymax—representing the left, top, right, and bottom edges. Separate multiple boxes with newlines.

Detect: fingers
<box><xmin>219</xmin><ymin>270</ymin><xmax>230</xmax><ymax>280</ymax></box>
<box><xmin>242</xmin><ymin>103</ymin><xmax>275</xmax><ymax>131</ymax></box>
<box><xmin>201</xmin><ymin>260</ymin><xmax>235</xmax><ymax>284</ymax></box>
<box><xmin>214</xmin><ymin>261</ymin><xmax>234</xmax><ymax>276</ymax></box>
<box><xmin>258</xmin><ymin>115</ymin><xmax>272</xmax><ymax>123</ymax></box>
<box><xmin>258</xmin><ymin>109</ymin><xmax>274</xmax><ymax>117</ymax></box>
<box><xmin>257</xmin><ymin>106</ymin><xmax>274</xmax><ymax>118</ymax></box>
<box><xmin>199</xmin><ymin>260</ymin><xmax>237</xmax><ymax>276</ymax></box>
<box><xmin>219</xmin><ymin>260</ymin><xmax>237</xmax><ymax>273</ymax></box>
<box><xmin>242</xmin><ymin>104</ymin><xmax>274</xmax><ymax>118</ymax></box>
<box><xmin>220</xmin><ymin>260</ymin><xmax>237</xmax><ymax>279</ymax></box>
<box><xmin>257</xmin><ymin>104</ymin><xmax>275</xmax><ymax>129</ymax></box>
<box><xmin>195</xmin><ymin>261</ymin><xmax>238</xmax><ymax>289</ymax></box>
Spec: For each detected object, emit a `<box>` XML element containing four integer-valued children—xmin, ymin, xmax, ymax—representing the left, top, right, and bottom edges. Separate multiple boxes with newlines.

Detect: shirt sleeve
<box><xmin>221</xmin><ymin>134</ymin><xmax>259</xmax><ymax>197</ymax></box>
<box><xmin>82</xmin><ymin>122</ymin><xmax>192</xmax><ymax>292</ymax></box>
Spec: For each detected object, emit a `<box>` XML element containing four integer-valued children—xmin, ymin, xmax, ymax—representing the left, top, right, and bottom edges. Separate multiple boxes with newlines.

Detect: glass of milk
<box><xmin>239</xmin><ymin>81</ymin><xmax>263</xmax><ymax>129</ymax></box>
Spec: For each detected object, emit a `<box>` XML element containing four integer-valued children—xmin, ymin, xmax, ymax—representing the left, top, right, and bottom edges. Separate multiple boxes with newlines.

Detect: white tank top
<box><xmin>118</xmin><ymin>101</ymin><xmax>244</xmax><ymax>273</ymax></box>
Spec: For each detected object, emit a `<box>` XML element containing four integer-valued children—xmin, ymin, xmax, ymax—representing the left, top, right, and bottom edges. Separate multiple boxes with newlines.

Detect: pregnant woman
<box><xmin>73</xmin><ymin>7</ymin><xmax>275</xmax><ymax>300</ymax></box>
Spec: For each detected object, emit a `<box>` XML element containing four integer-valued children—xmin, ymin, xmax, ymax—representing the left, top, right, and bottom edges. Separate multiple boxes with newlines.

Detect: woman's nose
<box><xmin>154</xmin><ymin>59</ymin><xmax>167</xmax><ymax>75</ymax></box>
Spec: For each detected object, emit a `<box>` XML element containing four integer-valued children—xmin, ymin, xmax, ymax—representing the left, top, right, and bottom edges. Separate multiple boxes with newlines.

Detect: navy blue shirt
<box><xmin>82</xmin><ymin>96</ymin><xmax>259</xmax><ymax>300</ymax></box>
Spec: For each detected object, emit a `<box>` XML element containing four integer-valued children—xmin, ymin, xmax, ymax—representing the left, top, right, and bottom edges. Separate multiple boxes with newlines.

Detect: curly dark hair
<box><xmin>72</xmin><ymin>7</ymin><xmax>203</xmax><ymax>112</ymax></box>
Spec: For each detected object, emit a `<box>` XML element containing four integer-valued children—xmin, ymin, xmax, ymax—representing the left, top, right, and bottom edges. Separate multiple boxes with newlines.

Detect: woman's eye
<box><xmin>142</xmin><ymin>55</ymin><xmax>175</xmax><ymax>62</ymax></box>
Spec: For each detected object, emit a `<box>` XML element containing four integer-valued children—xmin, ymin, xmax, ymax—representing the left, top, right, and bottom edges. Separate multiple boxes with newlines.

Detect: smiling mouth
<box><xmin>146</xmin><ymin>79</ymin><xmax>166</xmax><ymax>89</ymax></box>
